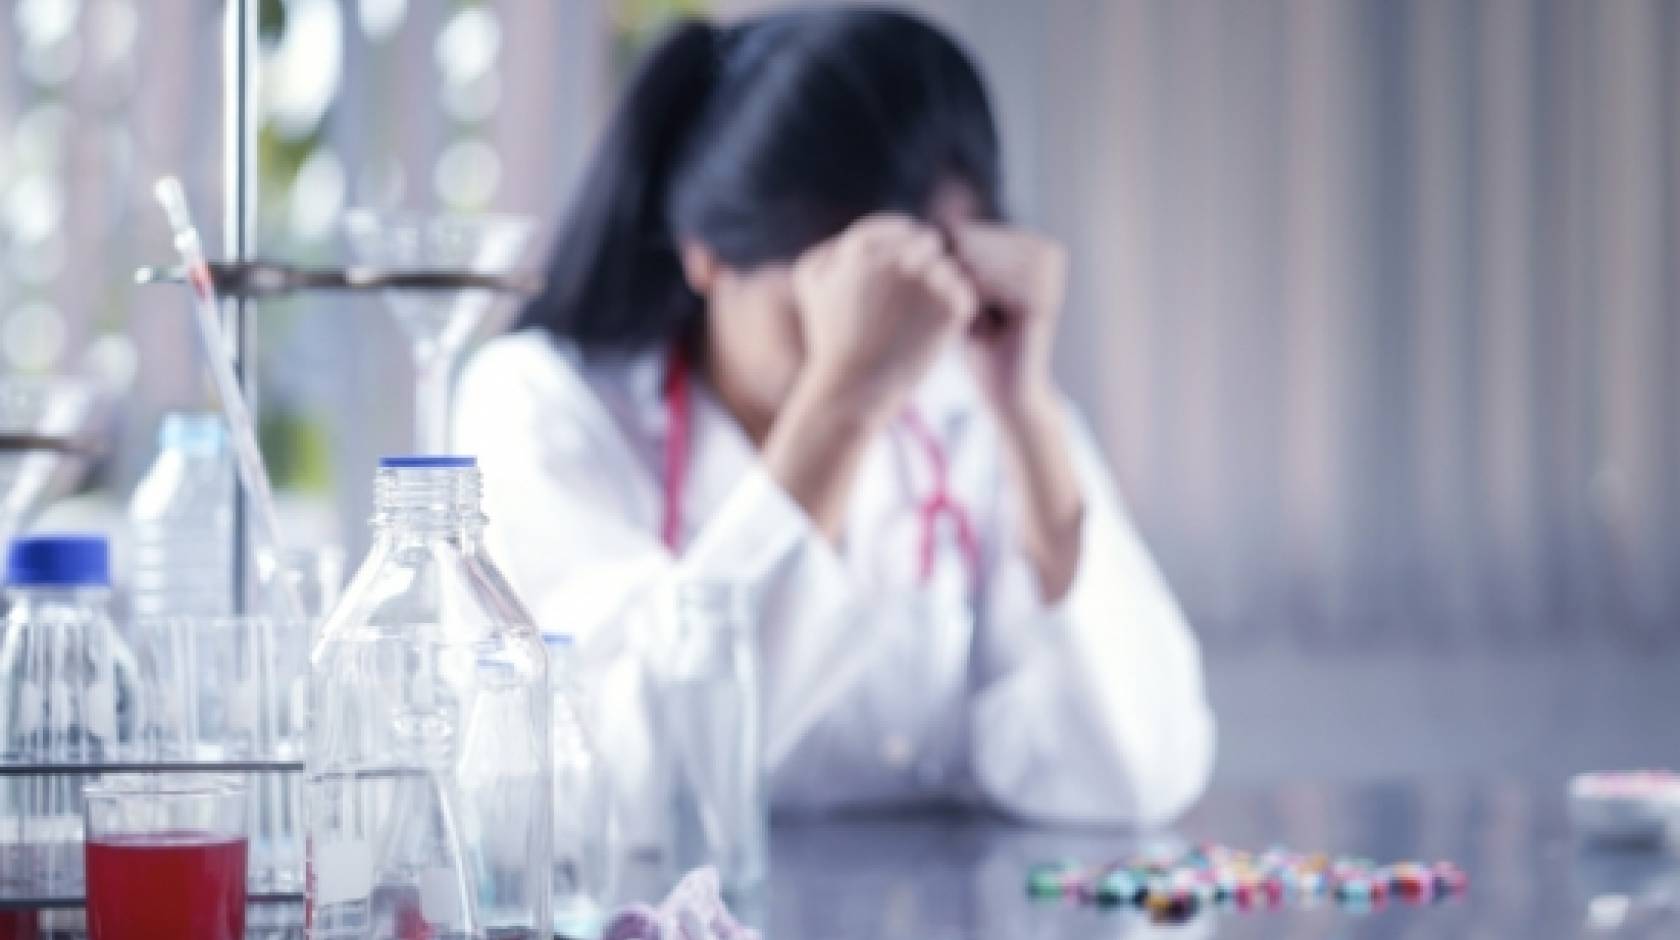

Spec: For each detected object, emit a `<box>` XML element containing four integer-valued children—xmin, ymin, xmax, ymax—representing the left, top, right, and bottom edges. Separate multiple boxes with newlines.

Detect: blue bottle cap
<box><xmin>6</xmin><ymin>534</ymin><xmax>110</xmax><ymax>587</ymax></box>
<box><xmin>379</xmin><ymin>455</ymin><xmax>477</xmax><ymax>469</ymax></box>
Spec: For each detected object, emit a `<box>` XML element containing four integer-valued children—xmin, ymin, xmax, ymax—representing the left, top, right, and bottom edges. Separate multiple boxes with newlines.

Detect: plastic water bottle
<box><xmin>0</xmin><ymin>534</ymin><xmax>142</xmax><ymax>893</ymax></box>
<box><xmin>128</xmin><ymin>412</ymin><xmax>235</xmax><ymax>621</ymax></box>
<box><xmin>306</xmin><ymin>455</ymin><xmax>551</xmax><ymax>939</ymax></box>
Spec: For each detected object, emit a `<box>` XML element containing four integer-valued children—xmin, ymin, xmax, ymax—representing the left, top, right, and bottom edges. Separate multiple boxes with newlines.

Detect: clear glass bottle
<box><xmin>127</xmin><ymin>412</ymin><xmax>235</xmax><ymax>621</ymax></box>
<box><xmin>660</xmin><ymin>581</ymin><xmax>767</xmax><ymax>907</ymax></box>
<box><xmin>305</xmin><ymin>456</ymin><xmax>551</xmax><ymax>939</ymax></box>
<box><xmin>546</xmin><ymin>634</ymin><xmax>615</xmax><ymax>939</ymax></box>
<box><xmin>0</xmin><ymin>534</ymin><xmax>141</xmax><ymax>894</ymax></box>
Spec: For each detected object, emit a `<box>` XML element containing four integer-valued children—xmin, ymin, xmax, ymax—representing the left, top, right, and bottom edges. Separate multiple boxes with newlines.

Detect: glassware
<box><xmin>131</xmin><ymin>613</ymin><xmax>311</xmax><ymax>895</ymax></box>
<box><xmin>547</xmin><ymin>635</ymin><xmax>616</xmax><ymax>939</ymax></box>
<box><xmin>306</xmin><ymin>455</ymin><xmax>551</xmax><ymax>939</ymax></box>
<box><xmin>659</xmin><ymin>581</ymin><xmax>768</xmax><ymax>907</ymax></box>
<box><xmin>343</xmin><ymin>212</ymin><xmax>534</xmax><ymax>453</ymax></box>
<box><xmin>128</xmin><ymin>412</ymin><xmax>236</xmax><ymax>621</ymax></box>
<box><xmin>131</xmin><ymin>547</ymin><xmax>339</xmax><ymax>895</ymax></box>
<box><xmin>83</xmin><ymin>774</ymin><xmax>247</xmax><ymax>940</ymax></box>
<box><xmin>260</xmin><ymin>545</ymin><xmax>347</xmax><ymax>632</ymax></box>
<box><xmin>0</xmin><ymin>535</ymin><xmax>141</xmax><ymax>895</ymax></box>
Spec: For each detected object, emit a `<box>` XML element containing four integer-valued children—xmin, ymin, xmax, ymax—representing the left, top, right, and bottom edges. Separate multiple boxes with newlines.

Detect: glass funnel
<box><xmin>343</xmin><ymin>211</ymin><xmax>534</xmax><ymax>454</ymax></box>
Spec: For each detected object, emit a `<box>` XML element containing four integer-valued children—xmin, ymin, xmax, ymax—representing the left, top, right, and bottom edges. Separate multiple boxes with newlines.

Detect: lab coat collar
<box><xmin>606</xmin><ymin>342</ymin><xmax>759</xmax><ymax>546</ymax></box>
<box><xmin>621</xmin><ymin>344</ymin><xmax>672</xmax><ymax>437</ymax></box>
<box><xmin>609</xmin><ymin>340</ymin><xmax>980</xmax><ymax>557</ymax></box>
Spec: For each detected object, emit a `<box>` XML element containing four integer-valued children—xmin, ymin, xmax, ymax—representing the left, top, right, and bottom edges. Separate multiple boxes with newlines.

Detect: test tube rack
<box><xmin>0</xmin><ymin>758</ymin><xmax>306</xmax><ymax>910</ymax></box>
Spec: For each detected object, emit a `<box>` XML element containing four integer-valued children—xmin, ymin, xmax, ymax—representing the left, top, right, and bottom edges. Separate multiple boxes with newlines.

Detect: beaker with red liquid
<box><xmin>82</xmin><ymin>775</ymin><xmax>247</xmax><ymax>940</ymax></box>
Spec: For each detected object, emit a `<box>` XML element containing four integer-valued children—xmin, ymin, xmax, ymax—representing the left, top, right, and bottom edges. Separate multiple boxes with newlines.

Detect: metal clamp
<box><xmin>135</xmin><ymin>261</ymin><xmax>542</xmax><ymax>299</ymax></box>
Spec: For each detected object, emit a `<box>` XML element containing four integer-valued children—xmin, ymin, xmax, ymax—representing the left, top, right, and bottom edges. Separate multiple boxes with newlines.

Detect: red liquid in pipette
<box><xmin>84</xmin><ymin>832</ymin><xmax>247</xmax><ymax>940</ymax></box>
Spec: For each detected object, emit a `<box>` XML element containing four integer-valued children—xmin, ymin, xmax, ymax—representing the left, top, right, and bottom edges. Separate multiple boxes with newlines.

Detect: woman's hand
<box><xmin>951</xmin><ymin>223</ymin><xmax>1069</xmax><ymax>419</ymax></box>
<box><xmin>764</xmin><ymin>214</ymin><xmax>979</xmax><ymax>540</ymax></box>
<box><xmin>953</xmin><ymin>223</ymin><xmax>1085</xmax><ymax>602</ymax></box>
<box><xmin>791</xmin><ymin>213</ymin><xmax>981</xmax><ymax>424</ymax></box>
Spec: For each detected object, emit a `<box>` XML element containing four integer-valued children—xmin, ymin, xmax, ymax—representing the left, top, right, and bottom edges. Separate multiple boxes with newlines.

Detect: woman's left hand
<box><xmin>952</xmin><ymin>223</ymin><xmax>1085</xmax><ymax>602</ymax></box>
<box><xmin>950</xmin><ymin>222</ymin><xmax>1069</xmax><ymax>418</ymax></box>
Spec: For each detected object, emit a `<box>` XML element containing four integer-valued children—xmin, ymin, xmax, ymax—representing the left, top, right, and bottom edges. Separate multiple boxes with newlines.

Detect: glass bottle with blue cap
<box><xmin>305</xmin><ymin>455</ymin><xmax>551</xmax><ymax>939</ymax></box>
<box><xmin>0</xmin><ymin>533</ymin><xmax>142</xmax><ymax>894</ymax></box>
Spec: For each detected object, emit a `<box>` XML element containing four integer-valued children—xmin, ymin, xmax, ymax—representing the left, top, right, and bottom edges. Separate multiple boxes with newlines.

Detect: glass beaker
<box><xmin>659</xmin><ymin>581</ymin><xmax>767</xmax><ymax>907</ymax></box>
<box><xmin>547</xmin><ymin>634</ymin><xmax>616</xmax><ymax>938</ymax></box>
<box><xmin>83</xmin><ymin>774</ymin><xmax>247</xmax><ymax>940</ymax></box>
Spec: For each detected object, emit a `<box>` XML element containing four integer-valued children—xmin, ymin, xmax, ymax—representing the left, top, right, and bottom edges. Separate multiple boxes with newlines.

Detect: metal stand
<box><xmin>0</xmin><ymin>2</ymin><xmax>292</xmax><ymax>913</ymax></box>
<box><xmin>0</xmin><ymin>759</ymin><xmax>303</xmax><ymax>777</ymax></box>
<box><xmin>225</xmin><ymin>0</ymin><xmax>258</xmax><ymax>615</ymax></box>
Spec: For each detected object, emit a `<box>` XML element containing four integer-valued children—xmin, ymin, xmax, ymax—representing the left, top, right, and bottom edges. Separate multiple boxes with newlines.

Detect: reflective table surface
<box><xmin>2</xmin><ymin>778</ymin><xmax>1675</xmax><ymax>937</ymax></box>
<box><xmin>767</xmin><ymin>779</ymin><xmax>1680</xmax><ymax>939</ymax></box>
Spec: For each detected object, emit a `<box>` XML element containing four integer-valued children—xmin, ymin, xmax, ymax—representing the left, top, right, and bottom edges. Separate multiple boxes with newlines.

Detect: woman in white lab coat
<box><xmin>455</xmin><ymin>9</ymin><xmax>1213</xmax><ymax>828</ymax></box>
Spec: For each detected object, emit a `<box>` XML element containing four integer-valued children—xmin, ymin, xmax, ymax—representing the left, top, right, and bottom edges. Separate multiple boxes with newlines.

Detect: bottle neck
<box><xmin>5</xmin><ymin>585</ymin><xmax>111</xmax><ymax>616</ymax></box>
<box><xmin>371</xmin><ymin>466</ymin><xmax>487</xmax><ymax>539</ymax></box>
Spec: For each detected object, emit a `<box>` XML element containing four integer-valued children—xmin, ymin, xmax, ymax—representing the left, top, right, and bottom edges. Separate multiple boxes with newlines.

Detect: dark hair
<box><xmin>516</xmin><ymin>8</ymin><xmax>1003</xmax><ymax>351</ymax></box>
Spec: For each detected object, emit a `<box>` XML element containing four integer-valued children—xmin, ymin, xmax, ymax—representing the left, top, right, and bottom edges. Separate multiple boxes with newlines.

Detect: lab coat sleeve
<box><xmin>968</xmin><ymin>402</ymin><xmax>1216</xmax><ymax>828</ymax></box>
<box><xmin>453</xmin><ymin>339</ymin><xmax>877</xmax><ymax>773</ymax></box>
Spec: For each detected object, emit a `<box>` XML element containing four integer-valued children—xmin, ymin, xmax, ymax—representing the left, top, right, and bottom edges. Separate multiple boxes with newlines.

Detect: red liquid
<box><xmin>84</xmin><ymin>832</ymin><xmax>247</xmax><ymax>940</ymax></box>
<box><xmin>0</xmin><ymin>910</ymin><xmax>38</xmax><ymax>940</ymax></box>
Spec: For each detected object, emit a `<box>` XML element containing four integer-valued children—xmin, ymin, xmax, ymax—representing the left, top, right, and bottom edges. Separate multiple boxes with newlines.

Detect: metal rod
<box><xmin>224</xmin><ymin>0</ymin><xmax>258</xmax><ymax>615</ymax></box>
<box><xmin>0</xmin><ymin>759</ymin><xmax>305</xmax><ymax>777</ymax></box>
<box><xmin>0</xmin><ymin>891</ymin><xmax>303</xmax><ymax>912</ymax></box>
<box><xmin>134</xmin><ymin>261</ymin><xmax>543</xmax><ymax>298</ymax></box>
<box><xmin>0</xmin><ymin>434</ymin><xmax>91</xmax><ymax>456</ymax></box>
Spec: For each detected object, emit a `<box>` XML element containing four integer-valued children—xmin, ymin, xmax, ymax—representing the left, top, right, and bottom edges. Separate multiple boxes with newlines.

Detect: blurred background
<box><xmin>1</xmin><ymin>0</ymin><xmax>1675</xmax><ymax>785</ymax></box>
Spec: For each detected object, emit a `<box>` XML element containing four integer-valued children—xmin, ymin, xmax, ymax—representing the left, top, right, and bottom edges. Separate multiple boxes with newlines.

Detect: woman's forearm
<box><xmin>760</xmin><ymin>374</ymin><xmax>893</xmax><ymax>542</ymax></box>
<box><xmin>993</xmin><ymin>385</ymin><xmax>1085</xmax><ymax>602</ymax></box>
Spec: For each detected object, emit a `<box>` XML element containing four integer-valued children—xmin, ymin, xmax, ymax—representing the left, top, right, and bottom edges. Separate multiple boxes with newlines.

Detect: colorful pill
<box><xmin>1432</xmin><ymin>862</ymin><xmax>1469</xmax><ymax>895</ymax></box>
<box><xmin>1335</xmin><ymin>877</ymin><xmax>1371</xmax><ymax>902</ymax></box>
<box><xmin>1027</xmin><ymin>863</ymin><xmax>1071</xmax><ymax>898</ymax></box>
<box><xmin>1095</xmin><ymin>870</ymin><xmax>1140</xmax><ymax>907</ymax></box>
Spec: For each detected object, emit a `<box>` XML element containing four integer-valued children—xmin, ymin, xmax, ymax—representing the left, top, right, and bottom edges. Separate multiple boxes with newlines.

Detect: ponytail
<box><xmin>515</xmin><ymin>20</ymin><xmax>720</xmax><ymax>349</ymax></box>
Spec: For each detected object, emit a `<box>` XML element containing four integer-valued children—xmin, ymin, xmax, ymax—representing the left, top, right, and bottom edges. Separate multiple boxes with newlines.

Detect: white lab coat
<box><xmin>454</xmin><ymin>330</ymin><xmax>1214</xmax><ymax>828</ymax></box>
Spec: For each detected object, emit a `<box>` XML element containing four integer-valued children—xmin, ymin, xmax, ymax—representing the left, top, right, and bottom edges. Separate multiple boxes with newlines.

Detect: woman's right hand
<box><xmin>790</xmin><ymin>214</ymin><xmax>980</xmax><ymax>422</ymax></box>
<box><xmin>764</xmin><ymin>214</ymin><xmax>978</xmax><ymax>540</ymax></box>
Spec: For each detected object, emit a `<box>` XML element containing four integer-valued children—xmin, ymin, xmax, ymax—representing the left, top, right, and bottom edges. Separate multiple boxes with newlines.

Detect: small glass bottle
<box><xmin>660</xmin><ymin>580</ymin><xmax>767</xmax><ymax>907</ymax></box>
<box><xmin>305</xmin><ymin>456</ymin><xmax>551</xmax><ymax>939</ymax></box>
<box><xmin>546</xmin><ymin>634</ymin><xmax>615</xmax><ymax>939</ymax></box>
<box><xmin>0</xmin><ymin>534</ymin><xmax>141</xmax><ymax>894</ymax></box>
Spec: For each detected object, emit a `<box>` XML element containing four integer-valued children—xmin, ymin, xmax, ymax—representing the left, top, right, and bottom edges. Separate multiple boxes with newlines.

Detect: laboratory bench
<box><xmin>2</xmin><ymin>776</ymin><xmax>1674</xmax><ymax>938</ymax></box>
